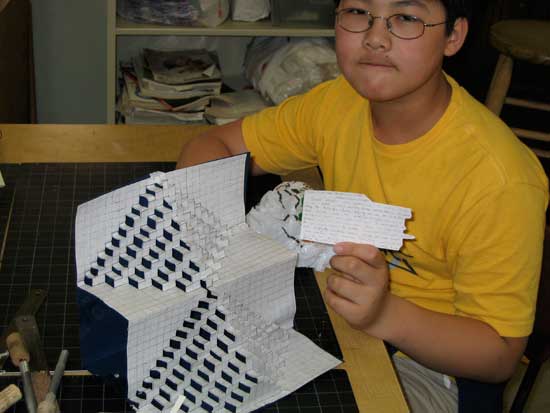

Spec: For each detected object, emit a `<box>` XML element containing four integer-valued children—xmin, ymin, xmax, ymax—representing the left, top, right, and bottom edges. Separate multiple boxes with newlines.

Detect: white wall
<box><xmin>30</xmin><ymin>1</ymin><xmax>250</xmax><ymax>124</ymax></box>
<box><xmin>31</xmin><ymin>0</ymin><xmax>107</xmax><ymax>123</ymax></box>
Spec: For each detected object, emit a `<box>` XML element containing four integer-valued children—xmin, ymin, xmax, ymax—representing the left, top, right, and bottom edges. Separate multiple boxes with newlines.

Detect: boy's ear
<box><xmin>444</xmin><ymin>18</ymin><xmax>469</xmax><ymax>57</ymax></box>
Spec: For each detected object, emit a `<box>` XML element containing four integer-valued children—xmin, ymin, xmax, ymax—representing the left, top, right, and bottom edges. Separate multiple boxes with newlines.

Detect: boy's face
<box><xmin>335</xmin><ymin>0</ymin><xmax>462</xmax><ymax>103</ymax></box>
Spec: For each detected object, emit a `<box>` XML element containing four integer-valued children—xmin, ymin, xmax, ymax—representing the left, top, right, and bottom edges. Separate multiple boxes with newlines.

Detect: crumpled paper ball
<box><xmin>246</xmin><ymin>181</ymin><xmax>334</xmax><ymax>271</ymax></box>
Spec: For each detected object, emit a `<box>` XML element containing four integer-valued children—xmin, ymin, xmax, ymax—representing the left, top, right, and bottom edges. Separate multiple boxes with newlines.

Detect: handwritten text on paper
<box><xmin>299</xmin><ymin>191</ymin><xmax>415</xmax><ymax>251</ymax></box>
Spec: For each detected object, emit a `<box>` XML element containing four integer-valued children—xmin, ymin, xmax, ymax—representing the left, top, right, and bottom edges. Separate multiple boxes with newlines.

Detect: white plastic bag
<box><xmin>232</xmin><ymin>0</ymin><xmax>270</xmax><ymax>22</ymax></box>
<box><xmin>244</xmin><ymin>37</ymin><xmax>340</xmax><ymax>104</ymax></box>
<box><xmin>246</xmin><ymin>181</ymin><xmax>335</xmax><ymax>272</ymax></box>
<box><xmin>198</xmin><ymin>0</ymin><xmax>230</xmax><ymax>27</ymax></box>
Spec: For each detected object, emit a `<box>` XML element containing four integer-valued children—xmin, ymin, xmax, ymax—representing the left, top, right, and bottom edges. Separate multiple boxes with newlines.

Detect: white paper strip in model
<box><xmin>300</xmin><ymin>190</ymin><xmax>415</xmax><ymax>251</ymax></box>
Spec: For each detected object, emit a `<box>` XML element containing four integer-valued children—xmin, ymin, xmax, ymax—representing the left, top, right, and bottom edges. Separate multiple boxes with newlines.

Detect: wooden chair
<box><xmin>485</xmin><ymin>20</ymin><xmax>550</xmax><ymax>159</ymax></box>
<box><xmin>509</xmin><ymin>225</ymin><xmax>550</xmax><ymax>412</ymax></box>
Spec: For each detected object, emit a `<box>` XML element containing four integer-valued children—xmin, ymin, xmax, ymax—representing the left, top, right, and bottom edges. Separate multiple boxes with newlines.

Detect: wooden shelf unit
<box><xmin>106</xmin><ymin>0</ymin><xmax>335</xmax><ymax>123</ymax></box>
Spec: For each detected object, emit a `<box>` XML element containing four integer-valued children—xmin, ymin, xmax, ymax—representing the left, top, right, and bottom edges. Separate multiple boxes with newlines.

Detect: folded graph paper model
<box><xmin>75</xmin><ymin>154</ymin><xmax>340</xmax><ymax>413</ymax></box>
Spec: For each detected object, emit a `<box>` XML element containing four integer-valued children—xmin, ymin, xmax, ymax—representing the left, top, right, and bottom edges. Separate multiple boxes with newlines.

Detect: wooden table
<box><xmin>0</xmin><ymin>124</ymin><xmax>409</xmax><ymax>413</ymax></box>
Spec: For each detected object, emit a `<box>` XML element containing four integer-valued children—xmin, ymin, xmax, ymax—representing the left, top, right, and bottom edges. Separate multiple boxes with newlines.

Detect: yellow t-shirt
<box><xmin>243</xmin><ymin>75</ymin><xmax>549</xmax><ymax>338</ymax></box>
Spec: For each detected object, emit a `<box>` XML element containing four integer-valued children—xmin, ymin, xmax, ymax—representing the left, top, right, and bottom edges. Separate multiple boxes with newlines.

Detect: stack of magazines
<box><xmin>118</xmin><ymin>48</ymin><xmax>223</xmax><ymax>124</ymax></box>
<box><xmin>204</xmin><ymin>90</ymin><xmax>270</xmax><ymax>125</ymax></box>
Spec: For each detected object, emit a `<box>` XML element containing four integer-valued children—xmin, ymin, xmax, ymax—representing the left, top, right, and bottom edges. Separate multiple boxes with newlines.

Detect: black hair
<box><xmin>440</xmin><ymin>0</ymin><xmax>470</xmax><ymax>34</ymax></box>
<box><xmin>334</xmin><ymin>0</ymin><xmax>471</xmax><ymax>35</ymax></box>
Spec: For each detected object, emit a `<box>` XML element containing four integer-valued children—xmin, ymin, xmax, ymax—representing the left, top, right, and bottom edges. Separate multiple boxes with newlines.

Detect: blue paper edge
<box><xmin>77</xmin><ymin>286</ymin><xmax>129</xmax><ymax>379</ymax></box>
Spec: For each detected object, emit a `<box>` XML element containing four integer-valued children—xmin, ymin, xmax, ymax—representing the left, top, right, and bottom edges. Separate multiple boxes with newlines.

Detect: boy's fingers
<box><xmin>327</xmin><ymin>274</ymin><xmax>364</xmax><ymax>304</ymax></box>
<box><xmin>340</xmin><ymin>272</ymin><xmax>360</xmax><ymax>283</ymax></box>
<box><xmin>330</xmin><ymin>268</ymin><xmax>361</xmax><ymax>283</ymax></box>
<box><xmin>330</xmin><ymin>255</ymin><xmax>372</xmax><ymax>284</ymax></box>
<box><xmin>325</xmin><ymin>287</ymin><xmax>359</xmax><ymax>317</ymax></box>
<box><xmin>333</xmin><ymin>242</ymin><xmax>386</xmax><ymax>269</ymax></box>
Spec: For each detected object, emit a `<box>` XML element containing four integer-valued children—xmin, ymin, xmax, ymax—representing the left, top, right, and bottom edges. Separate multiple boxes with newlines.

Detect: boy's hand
<box><xmin>326</xmin><ymin>242</ymin><xmax>391</xmax><ymax>334</ymax></box>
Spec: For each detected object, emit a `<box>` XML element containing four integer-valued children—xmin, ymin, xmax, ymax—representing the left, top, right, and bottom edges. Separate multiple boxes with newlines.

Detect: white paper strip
<box><xmin>170</xmin><ymin>395</ymin><xmax>186</xmax><ymax>413</ymax></box>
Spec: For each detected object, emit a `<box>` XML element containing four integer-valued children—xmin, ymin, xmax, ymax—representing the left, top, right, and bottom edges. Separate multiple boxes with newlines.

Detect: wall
<box><xmin>30</xmin><ymin>1</ymin><xmax>251</xmax><ymax>124</ymax></box>
<box><xmin>31</xmin><ymin>0</ymin><xmax>107</xmax><ymax>123</ymax></box>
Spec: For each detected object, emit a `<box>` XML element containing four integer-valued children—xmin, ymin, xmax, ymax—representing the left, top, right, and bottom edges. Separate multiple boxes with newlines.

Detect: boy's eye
<box><xmin>346</xmin><ymin>8</ymin><xmax>368</xmax><ymax>16</ymax></box>
<box><xmin>394</xmin><ymin>14</ymin><xmax>419</xmax><ymax>24</ymax></box>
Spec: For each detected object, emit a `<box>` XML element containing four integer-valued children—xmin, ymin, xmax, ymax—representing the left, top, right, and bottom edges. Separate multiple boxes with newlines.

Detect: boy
<box><xmin>177</xmin><ymin>0</ymin><xmax>549</xmax><ymax>411</ymax></box>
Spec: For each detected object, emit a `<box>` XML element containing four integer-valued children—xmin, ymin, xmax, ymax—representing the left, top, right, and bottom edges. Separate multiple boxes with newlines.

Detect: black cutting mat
<box><xmin>294</xmin><ymin>267</ymin><xmax>341</xmax><ymax>359</ymax></box>
<box><xmin>0</xmin><ymin>163</ymin><xmax>177</xmax><ymax>372</ymax></box>
<box><xmin>0</xmin><ymin>369</ymin><xmax>357</xmax><ymax>413</ymax></box>
<box><xmin>0</xmin><ymin>163</ymin><xmax>351</xmax><ymax>412</ymax></box>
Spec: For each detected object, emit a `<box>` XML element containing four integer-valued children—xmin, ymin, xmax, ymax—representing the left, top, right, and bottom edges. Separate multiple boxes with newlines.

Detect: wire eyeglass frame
<box><xmin>335</xmin><ymin>8</ymin><xmax>448</xmax><ymax>40</ymax></box>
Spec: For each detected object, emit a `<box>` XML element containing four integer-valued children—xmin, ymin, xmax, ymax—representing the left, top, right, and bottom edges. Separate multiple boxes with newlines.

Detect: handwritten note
<box><xmin>299</xmin><ymin>191</ymin><xmax>414</xmax><ymax>251</ymax></box>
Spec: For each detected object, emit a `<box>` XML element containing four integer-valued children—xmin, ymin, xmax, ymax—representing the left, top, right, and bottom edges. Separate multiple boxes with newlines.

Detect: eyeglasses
<box><xmin>336</xmin><ymin>8</ymin><xmax>447</xmax><ymax>40</ymax></box>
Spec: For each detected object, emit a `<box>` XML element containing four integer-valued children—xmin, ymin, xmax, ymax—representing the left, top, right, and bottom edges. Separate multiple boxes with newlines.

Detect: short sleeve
<box><xmin>448</xmin><ymin>183</ymin><xmax>547</xmax><ymax>337</ymax></box>
<box><xmin>242</xmin><ymin>80</ymin><xmax>333</xmax><ymax>175</ymax></box>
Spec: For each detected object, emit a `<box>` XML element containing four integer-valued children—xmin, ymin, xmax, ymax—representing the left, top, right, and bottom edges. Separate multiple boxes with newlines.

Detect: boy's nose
<box><xmin>362</xmin><ymin>18</ymin><xmax>392</xmax><ymax>50</ymax></box>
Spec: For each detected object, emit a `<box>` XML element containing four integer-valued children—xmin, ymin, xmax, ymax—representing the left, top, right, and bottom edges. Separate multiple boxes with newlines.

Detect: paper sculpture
<box><xmin>75</xmin><ymin>154</ymin><xmax>340</xmax><ymax>413</ymax></box>
<box><xmin>246</xmin><ymin>181</ymin><xmax>335</xmax><ymax>272</ymax></box>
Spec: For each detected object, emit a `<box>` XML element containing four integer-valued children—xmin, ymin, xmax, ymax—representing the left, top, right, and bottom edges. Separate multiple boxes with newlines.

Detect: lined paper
<box><xmin>300</xmin><ymin>190</ymin><xmax>414</xmax><ymax>251</ymax></box>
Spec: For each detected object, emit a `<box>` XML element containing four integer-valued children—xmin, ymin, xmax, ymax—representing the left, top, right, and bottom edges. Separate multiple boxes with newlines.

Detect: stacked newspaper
<box><xmin>118</xmin><ymin>48</ymin><xmax>223</xmax><ymax>124</ymax></box>
<box><xmin>204</xmin><ymin>90</ymin><xmax>270</xmax><ymax>125</ymax></box>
